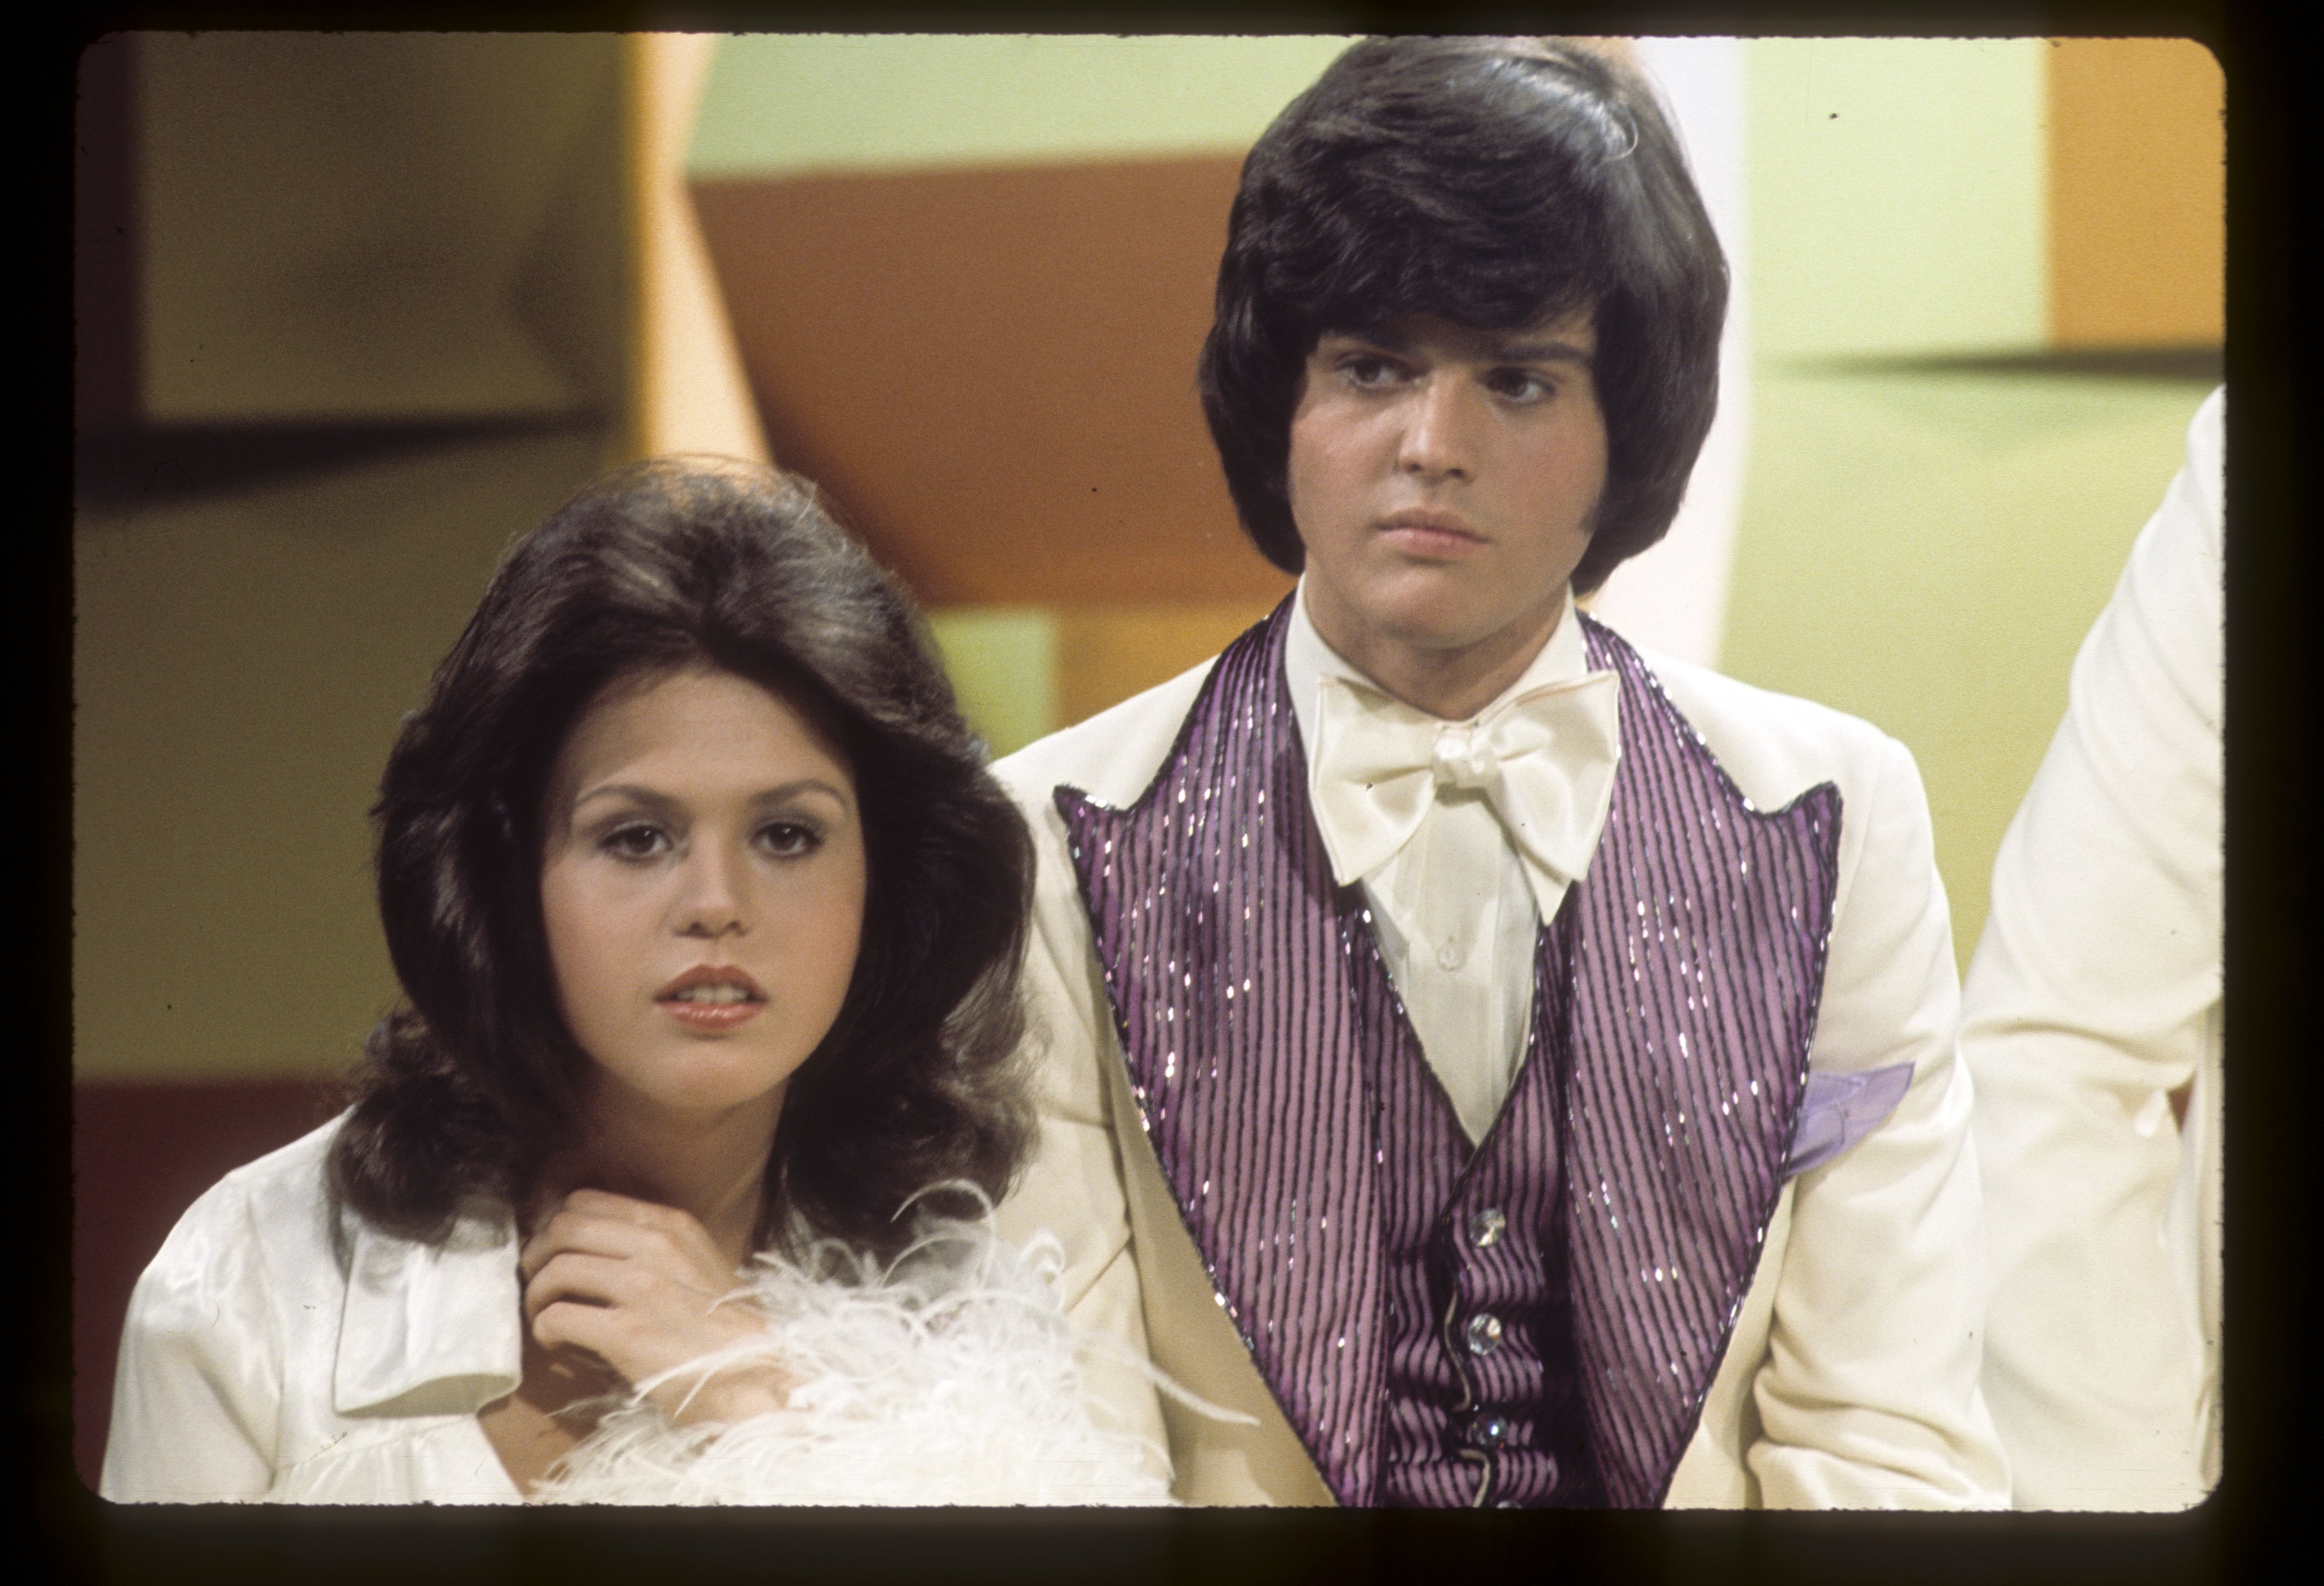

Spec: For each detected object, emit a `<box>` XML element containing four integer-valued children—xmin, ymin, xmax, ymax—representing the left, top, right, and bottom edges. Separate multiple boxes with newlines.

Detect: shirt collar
<box><xmin>334</xmin><ymin>1200</ymin><xmax>524</xmax><ymax>1417</ymax></box>
<box><xmin>1284</xmin><ymin>576</ymin><xmax>1592</xmax><ymax>753</ymax></box>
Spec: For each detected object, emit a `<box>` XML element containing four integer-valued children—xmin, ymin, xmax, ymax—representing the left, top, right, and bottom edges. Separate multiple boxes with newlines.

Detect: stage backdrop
<box><xmin>70</xmin><ymin>33</ymin><xmax>2221</xmax><ymax>1489</ymax></box>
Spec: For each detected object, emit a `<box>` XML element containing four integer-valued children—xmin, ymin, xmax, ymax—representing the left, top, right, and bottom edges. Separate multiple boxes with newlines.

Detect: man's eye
<box><xmin>1343</xmin><ymin>356</ymin><xmax>1402</xmax><ymax>386</ymax></box>
<box><xmin>757</xmin><ymin>821</ymin><xmax>824</xmax><ymax>859</ymax></box>
<box><xmin>601</xmin><ymin>823</ymin><xmax>670</xmax><ymax>860</ymax></box>
<box><xmin>1489</xmin><ymin>369</ymin><xmax>1551</xmax><ymax>401</ymax></box>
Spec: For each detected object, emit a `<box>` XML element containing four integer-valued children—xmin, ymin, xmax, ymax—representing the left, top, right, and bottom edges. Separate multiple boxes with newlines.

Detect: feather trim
<box><xmin>535</xmin><ymin>1205</ymin><xmax>1176</xmax><ymax>1507</ymax></box>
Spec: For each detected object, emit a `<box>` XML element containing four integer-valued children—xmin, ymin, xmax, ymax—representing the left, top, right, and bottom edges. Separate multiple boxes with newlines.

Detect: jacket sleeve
<box><xmin>100</xmin><ymin>1179</ymin><xmax>285</xmax><ymax>1501</ymax></box>
<box><xmin>990</xmin><ymin>775</ymin><xmax>1172</xmax><ymax>1474</ymax></box>
<box><xmin>1747</xmin><ymin>733</ymin><xmax>2012</xmax><ymax>1509</ymax></box>
<box><xmin>1960</xmin><ymin>389</ymin><xmax>2225</xmax><ymax>1510</ymax></box>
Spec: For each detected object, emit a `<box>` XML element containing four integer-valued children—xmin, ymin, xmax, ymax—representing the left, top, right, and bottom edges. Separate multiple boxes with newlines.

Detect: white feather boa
<box><xmin>534</xmin><ymin>1210</ymin><xmax>1177</xmax><ymax>1507</ymax></box>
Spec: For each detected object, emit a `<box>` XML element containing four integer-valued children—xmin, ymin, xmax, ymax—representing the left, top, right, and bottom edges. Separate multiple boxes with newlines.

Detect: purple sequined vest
<box><xmin>1056</xmin><ymin>603</ymin><xmax>1840</xmax><ymax>1508</ymax></box>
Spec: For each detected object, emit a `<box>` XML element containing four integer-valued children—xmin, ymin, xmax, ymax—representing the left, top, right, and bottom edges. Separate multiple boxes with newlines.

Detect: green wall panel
<box><xmin>1720</xmin><ymin>371</ymin><xmax>2214</xmax><ymax>966</ymax></box>
<box><xmin>926</xmin><ymin>606</ymin><xmax>1060</xmax><ymax>758</ymax></box>
<box><xmin>1747</xmin><ymin>38</ymin><xmax>2047</xmax><ymax>360</ymax></box>
<box><xmin>691</xmin><ymin>34</ymin><xmax>1354</xmax><ymax>178</ymax></box>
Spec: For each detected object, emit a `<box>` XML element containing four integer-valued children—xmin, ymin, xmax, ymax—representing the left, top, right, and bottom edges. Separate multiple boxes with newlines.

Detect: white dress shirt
<box><xmin>1963</xmin><ymin>387</ymin><xmax>2223</xmax><ymax>1510</ymax></box>
<box><xmin>1282</xmin><ymin>583</ymin><xmax>1618</xmax><ymax>1142</ymax></box>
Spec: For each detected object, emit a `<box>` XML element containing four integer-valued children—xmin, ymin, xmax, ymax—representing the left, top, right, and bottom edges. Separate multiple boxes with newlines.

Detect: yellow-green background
<box><xmin>74</xmin><ymin>37</ymin><xmax>2215</xmax><ymax>1080</ymax></box>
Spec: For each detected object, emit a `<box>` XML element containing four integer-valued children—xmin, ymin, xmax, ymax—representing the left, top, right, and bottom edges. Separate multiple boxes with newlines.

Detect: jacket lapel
<box><xmin>1563</xmin><ymin>616</ymin><xmax>1842</xmax><ymax>1507</ymax></box>
<box><xmin>1057</xmin><ymin>602</ymin><xmax>1391</xmax><ymax>1505</ymax></box>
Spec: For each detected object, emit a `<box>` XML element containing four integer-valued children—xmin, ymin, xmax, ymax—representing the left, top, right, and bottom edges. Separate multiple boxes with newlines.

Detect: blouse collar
<box><xmin>333</xmin><ymin>1200</ymin><xmax>524</xmax><ymax>1417</ymax></box>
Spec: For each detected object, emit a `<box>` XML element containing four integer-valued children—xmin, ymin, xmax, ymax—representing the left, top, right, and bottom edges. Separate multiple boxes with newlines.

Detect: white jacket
<box><xmin>1963</xmin><ymin>388</ymin><xmax>2225</xmax><ymax>1510</ymax></box>
<box><xmin>992</xmin><ymin>618</ymin><xmax>2010</xmax><ymax>1508</ymax></box>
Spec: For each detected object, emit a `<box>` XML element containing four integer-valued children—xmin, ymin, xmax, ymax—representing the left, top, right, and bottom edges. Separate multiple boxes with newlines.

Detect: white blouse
<box><xmin>101</xmin><ymin>1117</ymin><xmax>1172</xmax><ymax>1505</ymax></box>
<box><xmin>103</xmin><ymin>1119</ymin><xmax>528</xmax><ymax>1503</ymax></box>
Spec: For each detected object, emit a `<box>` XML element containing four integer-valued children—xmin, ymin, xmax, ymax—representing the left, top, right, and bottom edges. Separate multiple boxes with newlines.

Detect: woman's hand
<box><xmin>520</xmin><ymin>1189</ymin><xmax>789</xmax><ymax>1425</ymax></box>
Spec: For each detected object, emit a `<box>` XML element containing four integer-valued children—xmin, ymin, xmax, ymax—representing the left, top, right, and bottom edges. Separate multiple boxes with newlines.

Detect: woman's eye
<box><xmin>757</xmin><ymin>821</ymin><xmax>824</xmax><ymax>859</ymax></box>
<box><xmin>600</xmin><ymin>823</ymin><xmax>671</xmax><ymax>860</ymax></box>
<box><xmin>1342</xmin><ymin>355</ymin><xmax>1402</xmax><ymax>387</ymax></box>
<box><xmin>1488</xmin><ymin>369</ymin><xmax>1551</xmax><ymax>401</ymax></box>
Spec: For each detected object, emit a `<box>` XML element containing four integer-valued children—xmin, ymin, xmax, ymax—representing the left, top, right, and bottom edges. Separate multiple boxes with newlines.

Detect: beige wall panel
<box><xmin>627</xmin><ymin>35</ymin><xmax>769</xmax><ymax>463</ymax></box>
<box><xmin>1054</xmin><ymin>602</ymin><xmax>1287</xmax><ymax>728</ymax></box>
<box><xmin>2048</xmin><ymin>38</ymin><xmax>2225</xmax><ymax>347</ymax></box>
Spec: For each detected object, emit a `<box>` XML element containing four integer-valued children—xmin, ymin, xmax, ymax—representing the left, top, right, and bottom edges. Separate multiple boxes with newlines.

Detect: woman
<box><xmin>100</xmin><ymin>459</ymin><xmax>1172</xmax><ymax>1504</ymax></box>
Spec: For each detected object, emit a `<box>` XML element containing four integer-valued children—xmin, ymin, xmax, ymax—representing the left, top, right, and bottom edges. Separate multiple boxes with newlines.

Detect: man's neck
<box><xmin>1310</xmin><ymin>591</ymin><xmax>1567</xmax><ymax>722</ymax></box>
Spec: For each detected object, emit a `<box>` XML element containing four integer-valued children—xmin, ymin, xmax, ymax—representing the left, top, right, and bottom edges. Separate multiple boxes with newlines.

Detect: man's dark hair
<box><xmin>329</xmin><ymin>458</ymin><xmax>1035</xmax><ymax>1261</ymax></box>
<box><xmin>1198</xmin><ymin>36</ymin><xmax>1728</xmax><ymax>594</ymax></box>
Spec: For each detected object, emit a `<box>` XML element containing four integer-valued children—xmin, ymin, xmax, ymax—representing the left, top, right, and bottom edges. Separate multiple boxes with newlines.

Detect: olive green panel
<box><xmin>136</xmin><ymin>33</ymin><xmax>626</xmax><ymax>425</ymax></box>
<box><xmin>73</xmin><ymin>431</ymin><xmax>612</xmax><ymax>1080</ymax></box>
<box><xmin>1746</xmin><ymin>37</ymin><xmax>2047</xmax><ymax>360</ymax></box>
<box><xmin>689</xmin><ymin>34</ymin><xmax>1355</xmax><ymax>178</ymax></box>
<box><xmin>1718</xmin><ymin>373</ymin><xmax>2215</xmax><ymax>967</ymax></box>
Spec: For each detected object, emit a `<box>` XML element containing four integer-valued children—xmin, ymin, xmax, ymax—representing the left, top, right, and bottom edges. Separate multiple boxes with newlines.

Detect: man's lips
<box><xmin>1378</xmin><ymin>509</ymin><xmax>1486</xmax><ymax>555</ymax></box>
<box><xmin>655</xmin><ymin>964</ymin><xmax>768</xmax><ymax>1030</ymax></box>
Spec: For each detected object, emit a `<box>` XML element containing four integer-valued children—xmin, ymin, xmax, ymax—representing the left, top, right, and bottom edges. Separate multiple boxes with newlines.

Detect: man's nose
<box><xmin>1398</xmin><ymin>375</ymin><xmax>1475</xmax><ymax>481</ymax></box>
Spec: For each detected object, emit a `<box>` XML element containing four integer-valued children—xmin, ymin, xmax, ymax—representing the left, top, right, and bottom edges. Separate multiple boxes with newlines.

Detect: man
<box><xmin>992</xmin><ymin>36</ymin><xmax>2008</xmax><ymax>1509</ymax></box>
<box><xmin>1964</xmin><ymin>389</ymin><xmax>2224</xmax><ymax>1511</ymax></box>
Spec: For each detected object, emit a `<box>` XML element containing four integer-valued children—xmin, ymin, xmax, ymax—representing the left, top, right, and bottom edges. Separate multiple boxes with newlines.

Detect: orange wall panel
<box><xmin>2048</xmin><ymin>37</ymin><xmax>2225</xmax><ymax>347</ymax></box>
<box><xmin>692</xmin><ymin>158</ymin><xmax>1291</xmax><ymax>607</ymax></box>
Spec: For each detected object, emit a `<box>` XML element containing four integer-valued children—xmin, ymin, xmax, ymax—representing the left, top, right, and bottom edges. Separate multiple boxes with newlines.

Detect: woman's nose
<box><xmin>676</xmin><ymin>844</ymin><xmax>749</xmax><ymax>937</ymax></box>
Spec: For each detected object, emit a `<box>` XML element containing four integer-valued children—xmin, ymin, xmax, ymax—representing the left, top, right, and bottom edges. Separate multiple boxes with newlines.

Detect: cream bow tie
<box><xmin>1308</xmin><ymin>669</ymin><xmax>1622</xmax><ymax>913</ymax></box>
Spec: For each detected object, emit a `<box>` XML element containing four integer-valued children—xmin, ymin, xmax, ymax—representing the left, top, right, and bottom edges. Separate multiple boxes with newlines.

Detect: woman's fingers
<box><xmin>515</xmin><ymin>1191</ymin><xmax>773</xmax><ymax>1416</ymax></box>
<box><xmin>520</xmin><ymin>1192</ymin><xmax>731</xmax><ymax>1285</ymax></box>
<box><xmin>522</xmin><ymin>1250</ymin><xmax>654</xmax><ymax>1322</ymax></box>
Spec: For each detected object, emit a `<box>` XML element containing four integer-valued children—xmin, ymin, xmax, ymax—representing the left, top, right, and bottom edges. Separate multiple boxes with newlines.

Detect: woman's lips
<box><xmin>655</xmin><ymin>964</ymin><xmax>768</xmax><ymax>1032</ymax></box>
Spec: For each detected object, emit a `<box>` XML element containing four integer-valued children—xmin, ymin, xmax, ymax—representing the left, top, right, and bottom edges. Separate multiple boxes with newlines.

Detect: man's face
<box><xmin>1286</xmin><ymin>307</ymin><xmax>1607</xmax><ymax>691</ymax></box>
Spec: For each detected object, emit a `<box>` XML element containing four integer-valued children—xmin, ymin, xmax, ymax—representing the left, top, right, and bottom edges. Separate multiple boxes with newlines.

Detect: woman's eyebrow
<box><xmin>749</xmin><ymin>779</ymin><xmax>853</xmax><ymax>813</ymax></box>
<box><xmin>572</xmin><ymin>782</ymin><xmax>679</xmax><ymax>816</ymax></box>
<box><xmin>572</xmin><ymin>778</ymin><xmax>854</xmax><ymax>814</ymax></box>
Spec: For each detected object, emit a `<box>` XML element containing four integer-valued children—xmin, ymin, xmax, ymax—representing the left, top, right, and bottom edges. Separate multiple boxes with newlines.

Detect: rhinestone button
<box><xmin>1470</xmin><ymin>1414</ymin><xmax>1509</xmax><ymax>1450</ymax></box>
<box><xmin>1465</xmin><ymin>1312</ymin><xmax>1504</xmax><ymax>1356</ymax></box>
<box><xmin>1467</xmin><ymin>1207</ymin><xmax>1507</xmax><ymax>1249</ymax></box>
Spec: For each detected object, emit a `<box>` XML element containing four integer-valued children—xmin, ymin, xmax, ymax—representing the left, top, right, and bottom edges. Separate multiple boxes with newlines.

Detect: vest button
<box><xmin>1467</xmin><ymin>1207</ymin><xmax>1507</xmax><ymax>1248</ymax></box>
<box><xmin>1471</xmin><ymin>1414</ymin><xmax>1510</xmax><ymax>1449</ymax></box>
<box><xmin>1464</xmin><ymin>1312</ymin><xmax>1504</xmax><ymax>1355</ymax></box>
<box><xmin>1436</xmin><ymin>940</ymin><xmax>1465</xmax><ymax>971</ymax></box>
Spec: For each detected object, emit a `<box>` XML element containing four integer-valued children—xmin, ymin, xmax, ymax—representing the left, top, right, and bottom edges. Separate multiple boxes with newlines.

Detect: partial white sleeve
<box><xmin>100</xmin><ymin>1181</ymin><xmax>285</xmax><ymax>1502</ymax></box>
<box><xmin>1748</xmin><ymin>735</ymin><xmax>2012</xmax><ymax>1509</ymax></box>
<box><xmin>990</xmin><ymin>788</ymin><xmax>1172</xmax><ymax>1474</ymax></box>
<box><xmin>1962</xmin><ymin>388</ymin><xmax>2225</xmax><ymax>1510</ymax></box>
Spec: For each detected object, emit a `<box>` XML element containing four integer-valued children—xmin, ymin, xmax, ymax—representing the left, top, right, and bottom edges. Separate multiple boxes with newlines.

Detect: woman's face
<box><xmin>538</xmin><ymin>664</ymin><xmax>867</xmax><ymax>1127</ymax></box>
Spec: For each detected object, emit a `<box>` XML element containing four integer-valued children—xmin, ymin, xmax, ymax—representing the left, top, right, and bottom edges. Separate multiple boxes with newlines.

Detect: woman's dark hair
<box><xmin>328</xmin><ymin>458</ymin><xmax>1035</xmax><ymax>1261</ymax></box>
<box><xmin>1198</xmin><ymin>36</ymin><xmax>1728</xmax><ymax>595</ymax></box>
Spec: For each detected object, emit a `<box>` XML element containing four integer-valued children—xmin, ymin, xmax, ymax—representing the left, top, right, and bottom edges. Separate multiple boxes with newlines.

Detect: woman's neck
<box><xmin>533</xmin><ymin>1083</ymin><xmax>784</xmax><ymax>1268</ymax></box>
